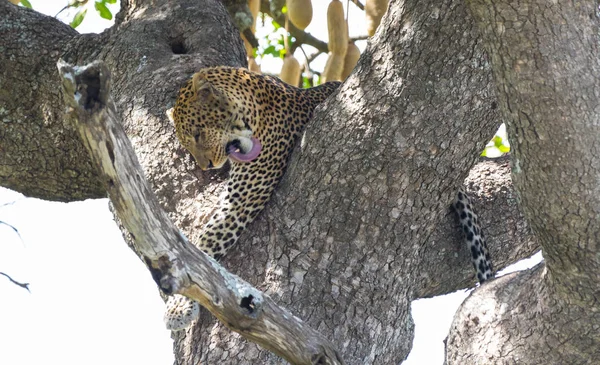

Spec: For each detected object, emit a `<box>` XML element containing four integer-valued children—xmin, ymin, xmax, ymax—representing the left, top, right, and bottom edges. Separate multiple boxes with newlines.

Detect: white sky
<box><xmin>0</xmin><ymin>188</ymin><xmax>173</xmax><ymax>365</ymax></box>
<box><xmin>1</xmin><ymin>1</ymin><xmax>541</xmax><ymax>364</ymax></box>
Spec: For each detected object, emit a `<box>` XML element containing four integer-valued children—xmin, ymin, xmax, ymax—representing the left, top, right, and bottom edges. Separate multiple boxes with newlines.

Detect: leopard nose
<box><xmin>207</xmin><ymin>160</ymin><xmax>214</xmax><ymax>169</ymax></box>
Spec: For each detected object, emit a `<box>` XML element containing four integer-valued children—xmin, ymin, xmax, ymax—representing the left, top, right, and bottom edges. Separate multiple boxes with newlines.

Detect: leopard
<box><xmin>164</xmin><ymin>66</ymin><xmax>494</xmax><ymax>330</ymax></box>
<box><xmin>164</xmin><ymin>66</ymin><xmax>340</xmax><ymax>330</ymax></box>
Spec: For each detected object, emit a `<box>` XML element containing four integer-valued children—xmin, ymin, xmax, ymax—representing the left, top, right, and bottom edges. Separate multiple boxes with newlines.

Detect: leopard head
<box><xmin>168</xmin><ymin>71</ymin><xmax>261</xmax><ymax>170</ymax></box>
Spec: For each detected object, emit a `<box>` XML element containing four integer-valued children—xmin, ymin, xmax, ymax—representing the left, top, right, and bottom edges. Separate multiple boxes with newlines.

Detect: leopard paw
<box><xmin>164</xmin><ymin>294</ymin><xmax>200</xmax><ymax>331</ymax></box>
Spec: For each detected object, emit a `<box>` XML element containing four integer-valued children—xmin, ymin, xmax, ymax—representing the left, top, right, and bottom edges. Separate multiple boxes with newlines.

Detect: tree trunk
<box><xmin>177</xmin><ymin>0</ymin><xmax>504</xmax><ymax>362</ymax></box>
<box><xmin>6</xmin><ymin>0</ymin><xmax>594</xmax><ymax>364</ymax></box>
<box><xmin>446</xmin><ymin>1</ymin><xmax>600</xmax><ymax>364</ymax></box>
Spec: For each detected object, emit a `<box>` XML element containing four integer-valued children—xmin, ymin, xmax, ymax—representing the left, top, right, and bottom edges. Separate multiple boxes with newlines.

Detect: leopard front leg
<box><xmin>196</xmin><ymin>145</ymin><xmax>289</xmax><ymax>259</ymax></box>
<box><xmin>164</xmin><ymin>143</ymin><xmax>290</xmax><ymax>330</ymax></box>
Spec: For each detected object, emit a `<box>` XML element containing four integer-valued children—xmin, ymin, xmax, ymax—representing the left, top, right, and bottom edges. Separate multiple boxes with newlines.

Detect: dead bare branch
<box><xmin>0</xmin><ymin>272</ymin><xmax>30</xmax><ymax>292</ymax></box>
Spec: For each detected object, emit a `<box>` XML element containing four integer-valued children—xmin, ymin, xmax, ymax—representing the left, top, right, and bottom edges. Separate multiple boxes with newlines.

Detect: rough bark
<box><xmin>447</xmin><ymin>1</ymin><xmax>600</xmax><ymax>364</ymax></box>
<box><xmin>0</xmin><ymin>0</ymin><xmax>558</xmax><ymax>364</ymax></box>
<box><xmin>0</xmin><ymin>4</ymin><xmax>103</xmax><ymax>201</ymax></box>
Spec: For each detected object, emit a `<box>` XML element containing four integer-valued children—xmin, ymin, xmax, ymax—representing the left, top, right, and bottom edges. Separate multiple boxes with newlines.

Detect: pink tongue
<box><xmin>228</xmin><ymin>137</ymin><xmax>262</xmax><ymax>163</ymax></box>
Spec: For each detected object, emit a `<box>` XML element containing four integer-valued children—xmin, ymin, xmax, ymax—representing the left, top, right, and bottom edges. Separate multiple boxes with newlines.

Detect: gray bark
<box><xmin>0</xmin><ymin>4</ymin><xmax>103</xmax><ymax>201</ymax></box>
<box><xmin>446</xmin><ymin>1</ymin><xmax>600</xmax><ymax>364</ymax></box>
<box><xmin>5</xmin><ymin>0</ymin><xmax>589</xmax><ymax>364</ymax></box>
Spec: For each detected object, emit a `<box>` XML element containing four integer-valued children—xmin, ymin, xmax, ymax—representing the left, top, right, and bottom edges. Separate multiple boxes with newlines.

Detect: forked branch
<box><xmin>57</xmin><ymin>60</ymin><xmax>344</xmax><ymax>365</ymax></box>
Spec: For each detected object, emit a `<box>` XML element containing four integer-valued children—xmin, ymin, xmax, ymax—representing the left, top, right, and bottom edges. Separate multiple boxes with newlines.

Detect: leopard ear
<box><xmin>166</xmin><ymin>107</ymin><xmax>175</xmax><ymax>124</ymax></box>
<box><xmin>191</xmin><ymin>73</ymin><xmax>218</xmax><ymax>104</ymax></box>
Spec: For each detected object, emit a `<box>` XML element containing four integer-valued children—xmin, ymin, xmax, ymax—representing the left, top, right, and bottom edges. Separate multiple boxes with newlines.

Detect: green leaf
<box><xmin>262</xmin><ymin>45</ymin><xmax>276</xmax><ymax>56</ymax></box>
<box><xmin>271</xmin><ymin>20</ymin><xmax>281</xmax><ymax>30</ymax></box>
<box><xmin>493</xmin><ymin>135</ymin><xmax>503</xmax><ymax>148</ymax></box>
<box><xmin>261</xmin><ymin>45</ymin><xmax>282</xmax><ymax>58</ymax></box>
<box><xmin>281</xmin><ymin>5</ymin><xmax>287</xmax><ymax>14</ymax></box>
<box><xmin>302</xmin><ymin>76</ymin><xmax>312</xmax><ymax>89</ymax></box>
<box><xmin>20</xmin><ymin>0</ymin><xmax>32</xmax><ymax>8</ymax></box>
<box><xmin>105</xmin><ymin>0</ymin><xmax>117</xmax><ymax>3</ymax></box>
<box><xmin>70</xmin><ymin>9</ymin><xmax>87</xmax><ymax>28</ymax></box>
<box><xmin>498</xmin><ymin>145</ymin><xmax>510</xmax><ymax>153</ymax></box>
<box><xmin>95</xmin><ymin>1</ymin><xmax>112</xmax><ymax>20</ymax></box>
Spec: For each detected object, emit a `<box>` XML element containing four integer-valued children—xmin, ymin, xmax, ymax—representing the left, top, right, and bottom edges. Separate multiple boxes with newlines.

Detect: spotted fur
<box><xmin>164</xmin><ymin>66</ymin><xmax>340</xmax><ymax>330</ymax></box>
<box><xmin>454</xmin><ymin>188</ymin><xmax>494</xmax><ymax>283</ymax></box>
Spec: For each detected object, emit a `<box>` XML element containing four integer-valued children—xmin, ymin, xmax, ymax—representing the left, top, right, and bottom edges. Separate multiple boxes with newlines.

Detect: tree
<box><xmin>1</xmin><ymin>0</ymin><xmax>597</xmax><ymax>364</ymax></box>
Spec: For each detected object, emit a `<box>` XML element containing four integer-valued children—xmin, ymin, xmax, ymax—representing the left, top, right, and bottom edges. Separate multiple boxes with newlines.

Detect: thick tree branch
<box><xmin>58</xmin><ymin>60</ymin><xmax>344</xmax><ymax>365</ymax></box>
<box><xmin>0</xmin><ymin>2</ymin><xmax>104</xmax><ymax>201</ymax></box>
<box><xmin>447</xmin><ymin>1</ymin><xmax>600</xmax><ymax>364</ymax></box>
